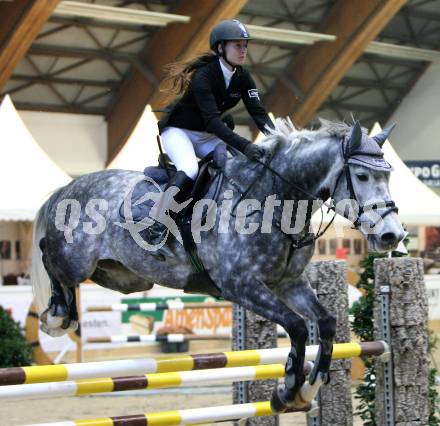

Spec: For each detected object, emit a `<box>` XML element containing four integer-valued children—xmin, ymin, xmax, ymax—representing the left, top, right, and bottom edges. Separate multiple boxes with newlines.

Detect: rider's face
<box><xmin>224</xmin><ymin>40</ymin><xmax>248</xmax><ymax>66</ymax></box>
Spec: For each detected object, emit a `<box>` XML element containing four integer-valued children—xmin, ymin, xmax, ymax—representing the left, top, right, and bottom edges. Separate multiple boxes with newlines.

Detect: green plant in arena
<box><xmin>0</xmin><ymin>305</ymin><xmax>32</xmax><ymax>368</ymax></box>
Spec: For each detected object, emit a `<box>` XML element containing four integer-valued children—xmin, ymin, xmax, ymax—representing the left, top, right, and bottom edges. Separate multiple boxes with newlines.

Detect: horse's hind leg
<box><xmin>39</xmin><ymin>239</ymin><xmax>79</xmax><ymax>337</ymax></box>
<box><xmin>40</xmin><ymin>277</ymin><xmax>78</xmax><ymax>337</ymax></box>
<box><xmin>221</xmin><ymin>276</ymin><xmax>309</xmax><ymax>413</ymax></box>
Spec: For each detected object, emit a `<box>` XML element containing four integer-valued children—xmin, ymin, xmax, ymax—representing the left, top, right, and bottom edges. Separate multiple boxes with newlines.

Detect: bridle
<box><xmin>330</xmin><ymin>135</ymin><xmax>398</xmax><ymax>230</ymax></box>
<box><xmin>221</xmin><ymin>134</ymin><xmax>398</xmax><ymax>249</ymax></box>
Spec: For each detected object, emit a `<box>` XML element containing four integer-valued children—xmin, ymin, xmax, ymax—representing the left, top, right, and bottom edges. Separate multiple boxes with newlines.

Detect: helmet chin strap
<box><xmin>218</xmin><ymin>41</ymin><xmax>236</xmax><ymax>70</ymax></box>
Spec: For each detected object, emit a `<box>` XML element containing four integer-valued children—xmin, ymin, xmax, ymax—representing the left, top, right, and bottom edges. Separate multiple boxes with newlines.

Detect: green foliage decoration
<box><xmin>0</xmin><ymin>305</ymin><xmax>32</xmax><ymax>368</ymax></box>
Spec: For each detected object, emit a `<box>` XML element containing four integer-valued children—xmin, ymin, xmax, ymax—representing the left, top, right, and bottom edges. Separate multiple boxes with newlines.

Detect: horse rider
<box><xmin>141</xmin><ymin>19</ymin><xmax>275</xmax><ymax>239</ymax></box>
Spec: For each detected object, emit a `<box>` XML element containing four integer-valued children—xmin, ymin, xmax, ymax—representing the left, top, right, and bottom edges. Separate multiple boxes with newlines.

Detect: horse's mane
<box><xmin>262</xmin><ymin>117</ymin><xmax>366</xmax><ymax>151</ymax></box>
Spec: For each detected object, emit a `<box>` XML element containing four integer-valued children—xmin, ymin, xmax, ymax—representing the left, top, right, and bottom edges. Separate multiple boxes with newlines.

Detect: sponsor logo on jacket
<box><xmin>248</xmin><ymin>89</ymin><xmax>260</xmax><ymax>100</ymax></box>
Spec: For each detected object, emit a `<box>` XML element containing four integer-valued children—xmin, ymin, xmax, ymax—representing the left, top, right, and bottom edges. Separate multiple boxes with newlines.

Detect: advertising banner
<box><xmin>406</xmin><ymin>160</ymin><xmax>440</xmax><ymax>188</ymax></box>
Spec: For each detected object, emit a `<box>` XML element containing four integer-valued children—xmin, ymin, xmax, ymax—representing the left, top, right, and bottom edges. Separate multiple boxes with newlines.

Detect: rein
<box><xmin>220</xmin><ymin>135</ymin><xmax>398</xmax><ymax>249</ymax></box>
<box><xmin>220</xmin><ymin>151</ymin><xmax>337</xmax><ymax>249</ymax></box>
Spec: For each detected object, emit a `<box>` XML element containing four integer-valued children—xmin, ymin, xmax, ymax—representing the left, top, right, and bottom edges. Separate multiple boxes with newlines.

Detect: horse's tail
<box><xmin>31</xmin><ymin>188</ymin><xmax>64</xmax><ymax>315</ymax></box>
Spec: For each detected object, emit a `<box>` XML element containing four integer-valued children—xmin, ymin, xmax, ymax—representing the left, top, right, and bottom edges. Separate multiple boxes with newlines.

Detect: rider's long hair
<box><xmin>160</xmin><ymin>52</ymin><xmax>217</xmax><ymax>104</ymax></box>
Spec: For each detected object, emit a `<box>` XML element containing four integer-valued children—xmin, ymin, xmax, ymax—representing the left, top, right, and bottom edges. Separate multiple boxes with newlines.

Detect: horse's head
<box><xmin>331</xmin><ymin>121</ymin><xmax>405</xmax><ymax>253</ymax></box>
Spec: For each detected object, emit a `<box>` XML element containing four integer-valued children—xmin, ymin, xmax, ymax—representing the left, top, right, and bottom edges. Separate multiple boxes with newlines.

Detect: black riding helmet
<box><xmin>210</xmin><ymin>19</ymin><xmax>252</xmax><ymax>67</ymax></box>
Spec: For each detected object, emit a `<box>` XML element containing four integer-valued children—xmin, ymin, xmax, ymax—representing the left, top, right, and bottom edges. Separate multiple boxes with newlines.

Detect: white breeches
<box><xmin>161</xmin><ymin>127</ymin><xmax>225</xmax><ymax>180</ymax></box>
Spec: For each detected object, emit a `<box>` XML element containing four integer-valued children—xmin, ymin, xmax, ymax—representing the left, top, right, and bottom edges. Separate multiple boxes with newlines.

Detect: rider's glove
<box><xmin>243</xmin><ymin>143</ymin><xmax>264</xmax><ymax>161</ymax></box>
<box><xmin>222</xmin><ymin>114</ymin><xmax>235</xmax><ymax>131</ymax></box>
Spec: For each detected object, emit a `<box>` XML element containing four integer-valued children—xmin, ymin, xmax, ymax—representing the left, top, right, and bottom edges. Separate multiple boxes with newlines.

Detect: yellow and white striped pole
<box><xmin>0</xmin><ymin>341</ymin><xmax>387</xmax><ymax>387</ymax></box>
<box><xmin>0</xmin><ymin>363</ymin><xmax>313</xmax><ymax>400</ymax></box>
<box><xmin>23</xmin><ymin>400</ymin><xmax>317</xmax><ymax>426</ymax></box>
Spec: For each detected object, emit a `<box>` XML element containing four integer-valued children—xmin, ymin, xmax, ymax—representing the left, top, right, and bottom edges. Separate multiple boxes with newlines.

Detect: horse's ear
<box><xmin>373</xmin><ymin>123</ymin><xmax>396</xmax><ymax>147</ymax></box>
<box><xmin>347</xmin><ymin>121</ymin><xmax>362</xmax><ymax>155</ymax></box>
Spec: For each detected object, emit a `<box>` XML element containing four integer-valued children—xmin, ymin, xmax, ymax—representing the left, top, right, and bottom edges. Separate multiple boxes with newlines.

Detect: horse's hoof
<box><xmin>41</xmin><ymin>308</ymin><xmax>63</xmax><ymax>328</ymax></box>
<box><xmin>292</xmin><ymin>388</ymin><xmax>312</xmax><ymax>409</ymax></box>
<box><xmin>40</xmin><ymin>308</ymin><xmax>77</xmax><ymax>337</ymax></box>
<box><xmin>270</xmin><ymin>386</ymin><xmax>288</xmax><ymax>413</ymax></box>
<box><xmin>40</xmin><ymin>318</ymin><xmax>77</xmax><ymax>337</ymax></box>
<box><xmin>40</xmin><ymin>322</ymin><xmax>69</xmax><ymax>337</ymax></box>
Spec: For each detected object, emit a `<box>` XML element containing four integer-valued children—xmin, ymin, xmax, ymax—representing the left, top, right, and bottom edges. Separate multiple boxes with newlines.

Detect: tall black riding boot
<box><xmin>144</xmin><ymin>170</ymin><xmax>194</xmax><ymax>243</ymax></box>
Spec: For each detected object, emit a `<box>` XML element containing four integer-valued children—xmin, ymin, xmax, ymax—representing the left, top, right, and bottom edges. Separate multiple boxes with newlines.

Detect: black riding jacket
<box><xmin>158</xmin><ymin>58</ymin><xmax>274</xmax><ymax>152</ymax></box>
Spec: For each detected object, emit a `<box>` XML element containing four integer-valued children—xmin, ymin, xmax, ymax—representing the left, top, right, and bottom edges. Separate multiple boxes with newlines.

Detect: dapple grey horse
<box><xmin>31</xmin><ymin>119</ymin><xmax>404</xmax><ymax>411</ymax></box>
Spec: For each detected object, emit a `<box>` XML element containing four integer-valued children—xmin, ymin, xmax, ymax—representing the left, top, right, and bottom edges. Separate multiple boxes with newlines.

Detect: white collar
<box><xmin>219</xmin><ymin>58</ymin><xmax>235</xmax><ymax>88</ymax></box>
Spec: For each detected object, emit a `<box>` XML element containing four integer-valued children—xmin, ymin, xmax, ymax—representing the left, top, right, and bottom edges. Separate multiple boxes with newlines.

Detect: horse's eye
<box><xmin>356</xmin><ymin>173</ymin><xmax>368</xmax><ymax>182</ymax></box>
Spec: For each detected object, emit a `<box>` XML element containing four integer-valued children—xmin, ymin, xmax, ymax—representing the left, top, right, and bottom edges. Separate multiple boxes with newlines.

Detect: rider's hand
<box><xmin>243</xmin><ymin>143</ymin><xmax>264</xmax><ymax>161</ymax></box>
<box><xmin>222</xmin><ymin>114</ymin><xmax>235</xmax><ymax>131</ymax></box>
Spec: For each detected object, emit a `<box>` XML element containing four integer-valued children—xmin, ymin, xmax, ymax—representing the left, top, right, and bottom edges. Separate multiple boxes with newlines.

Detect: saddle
<box><xmin>118</xmin><ymin>152</ymin><xmax>224</xmax><ymax>298</ymax></box>
<box><xmin>119</xmin><ymin>152</ymin><xmax>223</xmax><ymax>225</ymax></box>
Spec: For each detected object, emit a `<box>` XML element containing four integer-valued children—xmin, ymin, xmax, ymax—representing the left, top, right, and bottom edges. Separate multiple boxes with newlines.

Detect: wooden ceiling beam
<box><xmin>264</xmin><ymin>0</ymin><xmax>406</xmax><ymax>129</ymax></box>
<box><xmin>106</xmin><ymin>0</ymin><xmax>247</xmax><ymax>165</ymax></box>
<box><xmin>0</xmin><ymin>0</ymin><xmax>59</xmax><ymax>91</ymax></box>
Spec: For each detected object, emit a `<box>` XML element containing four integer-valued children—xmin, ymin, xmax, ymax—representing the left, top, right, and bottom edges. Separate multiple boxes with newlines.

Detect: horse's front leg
<box><xmin>221</xmin><ymin>275</ymin><xmax>309</xmax><ymax>413</ymax></box>
<box><xmin>273</xmin><ymin>274</ymin><xmax>336</xmax><ymax>388</ymax></box>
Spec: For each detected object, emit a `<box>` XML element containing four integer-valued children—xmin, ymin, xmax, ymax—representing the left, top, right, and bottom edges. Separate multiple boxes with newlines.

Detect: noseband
<box><xmin>330</xmin><ymin>137</ymin><xmax>398</xmax><ymax>230</ymax></box>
